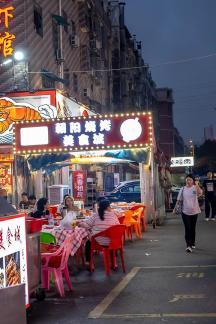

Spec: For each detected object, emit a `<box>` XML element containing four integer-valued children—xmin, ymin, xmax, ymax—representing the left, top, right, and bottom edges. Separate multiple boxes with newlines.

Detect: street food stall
<box><xmin>0</xmin><ymin>197</ymin><xmax>29</xmax><ymax>318</ymax></box>
<box><xmin>0</xmin><ymin>196</ymin><xmax>45</xmax><ymax>313</ymax></box>
<box><xmin>12</xmin><ymin>111</ymin><xmax>166</xmax><ymax>224</ymax></box>
<box><xmin>13</xmin><ymin>112</ymin><xmax>165</xmax><ymax>224</ymax></box>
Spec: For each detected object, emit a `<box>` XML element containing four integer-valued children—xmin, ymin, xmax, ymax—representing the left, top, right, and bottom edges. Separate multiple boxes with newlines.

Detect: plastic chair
<box><xmin>40</xmin><ymin>232</ymin><xmax>56</xmax><ymax>244</ymax></box>
<box><xmin>41</xmin><ymin>234</ymin><xmax>73</xmax><ymax>297</ymax></box>
<box><xmin>140</xmin><ymin>206</ymin><xmax>147</xmax><ymax>232</ymax></box>
<box><xmin>131</xmin><ymin>208</ymin><xmax>143</xmax><ymax>238</ymax></box>
<box><xmin>90</xmin><ymin>224</ymin><xmax>126</xmax><ymax>276</ymax></box>
<box><xmin>123</xmin><ymin>210</ymin><xmax>136</xmax><ymax>241</ymax></box>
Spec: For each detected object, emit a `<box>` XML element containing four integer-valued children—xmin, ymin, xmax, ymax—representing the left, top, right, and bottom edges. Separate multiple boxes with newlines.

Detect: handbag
<box><xmin>174</xmin><ymin>187</ymin><xmax>184</xmax><ymax>215</ymax></box>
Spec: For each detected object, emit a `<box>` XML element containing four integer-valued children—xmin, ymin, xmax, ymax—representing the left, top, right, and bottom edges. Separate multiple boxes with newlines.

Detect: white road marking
<box><xmin>169</xmin><ymin>294</ymin><xmax>205</xmax><ymax>303</ymax></box>
<box><xmin>101</xmin><ymin>313</ymin><xmax>216</xmax><ymax>319</ymax></box>
<box><xmin>139</xmin><ymin>264</ymin><xmax>216</xmax><ymax>269</ymax></box>
<box><xmin>177</xmin><ymin>272</ymin><xmax>204</xmax><ymax>278</ymax></box>
<box><xmin>88</xmin><ymin>264</ymin><xmax>215</xmax><ymax>319</ymax></box>
<box><xmin>88</xmin><ymin>267</ymin><xmax>140</xmax><ymax>319</ymax></box>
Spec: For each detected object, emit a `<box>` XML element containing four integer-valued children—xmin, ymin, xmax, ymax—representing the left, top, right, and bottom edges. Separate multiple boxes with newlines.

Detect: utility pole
<box><xmin>189</xmin><ymin>139</ymin><xmax>194</xmax><ymax>173</ymax></box>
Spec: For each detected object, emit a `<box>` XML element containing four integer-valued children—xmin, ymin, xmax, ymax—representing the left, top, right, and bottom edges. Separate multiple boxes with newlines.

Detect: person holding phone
<box><xmin>174</xmin><ymin>174</ymin><xmax>202</xmax><ymax>253</ymax></box>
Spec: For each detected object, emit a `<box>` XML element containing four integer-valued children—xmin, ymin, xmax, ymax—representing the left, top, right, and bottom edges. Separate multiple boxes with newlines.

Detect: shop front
<box><xmin>0</xmin><ymin>90</ymin><xmax>93</xmax><ymax>201</ymax></box>
<box><xmin>12</xmin><ymin>111</ymin><xmax>166</xmax><ymax>222</ymax></box>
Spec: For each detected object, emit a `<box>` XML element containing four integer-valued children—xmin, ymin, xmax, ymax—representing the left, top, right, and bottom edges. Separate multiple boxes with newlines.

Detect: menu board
<box><xmin>0</xmin><ymin>215</ymin><xmax>29</xmax><ymax>306</ymax></box>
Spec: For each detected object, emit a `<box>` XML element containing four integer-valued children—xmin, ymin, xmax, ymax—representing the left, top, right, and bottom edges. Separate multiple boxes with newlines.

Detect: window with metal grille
<box><xmin>73</xmin><ymin>73</ymin><xmax>78</xmax><ymax>92</ymax></box>
<box><xmin>33</xmin><ymin>3</ymin><xmax>43</xmax><ymax>37</ymax></box>
<box><xmin>42</xmin><ymin>74</ymin><xmax>55</xmax><ymax>89</ymax></box>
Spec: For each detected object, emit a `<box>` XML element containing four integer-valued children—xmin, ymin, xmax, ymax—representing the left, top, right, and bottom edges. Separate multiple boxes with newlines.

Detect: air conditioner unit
<box><xmin>48</xmin><ymin>185</ymin><xmax>69</xmax><ymax>205</ymax></box>
<box><xmin>96</xmin><ymin>40</ymin><xmax>101</xmax><ymax>50</ymax></box>
<box><xmin>83</xmin><ymin>88</ymin><xmax>90</xmax><ymax>97</ymax></box>
<box><xmin>69</xmin><ymin>35</ymin><xmax>79</xmax><ymax>47</ymax></box>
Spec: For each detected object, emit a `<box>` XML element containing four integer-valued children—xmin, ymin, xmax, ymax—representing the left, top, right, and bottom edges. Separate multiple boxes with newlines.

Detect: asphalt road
<box><xmin>27</xmin><ymin>213</ymin><xmax>216</xmax><ymax>324</ymax></box>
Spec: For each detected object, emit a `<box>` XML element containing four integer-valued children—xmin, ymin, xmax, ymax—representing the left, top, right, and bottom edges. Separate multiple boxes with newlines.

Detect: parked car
<box><xmin>170</xmin><ymin>185</ymin><xmax>181</xmax><ymax>209</ymax></box>
<box><xmin>104</xmin><ymin>180</ymin><xmax>141</xmax><ymax>203</ymax></box>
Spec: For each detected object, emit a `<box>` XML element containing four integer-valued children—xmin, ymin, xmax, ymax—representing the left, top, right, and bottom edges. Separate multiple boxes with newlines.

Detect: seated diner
<box><xmin>78</xmin><ymin>199</ymin><xmax>120</xmax><ymax>264</ymax></box>
<box><xmin>31</xmin><ymin>197</ymin><xmax>52</xmax><ymax>220</ymax></box>
<box><xmin>19</xmin><ymin>192</ymin><xmax>29</xmax><ymax>209</ymax></box>
<box><xmin>60</xmin><ymin>196</ymin><xmax>79</xmax><ymax>229</ymax></box>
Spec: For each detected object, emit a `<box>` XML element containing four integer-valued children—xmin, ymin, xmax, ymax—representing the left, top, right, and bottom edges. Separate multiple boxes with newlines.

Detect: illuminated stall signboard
<box><xmin>0</xmin><ymin>6</ymin><xmax>15</xmax><ymax>57</ymax></box>
<box><xmin>13</xmin><ymin>112</ymin><xmax>153</xmax><ymax>154</ymax></box>
<box><xmin>170</xmin><ymin>156</ymin><xmax>194</xmax><ymax>167</ymax></box>
<box><xmin>0</xmin><ymin>214</ymin><xmax>29</xmax><ymax>306</ymax></box>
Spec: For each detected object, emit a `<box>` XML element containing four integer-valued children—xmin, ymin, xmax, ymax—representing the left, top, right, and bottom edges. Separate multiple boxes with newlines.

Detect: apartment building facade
<box><xmin>156</xmin><ymin>88</ymin><xmax>175</xmax><ymax>158</ymax></box>
<box><xmin>109</xmin><ymin>1</ymin><xmax>157</xmax><ymax>113</ymax></box>
<box><xmin>0</xmin><ymin>0</ymin><xmax>113</xmax><ymax>113</ymax></box>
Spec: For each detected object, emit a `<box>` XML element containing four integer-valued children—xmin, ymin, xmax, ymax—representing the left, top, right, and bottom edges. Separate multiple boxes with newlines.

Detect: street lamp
<box><xmin>13</xmin><ymin>50</ymin><xmax>25</xmax><ymax>61</ymax></box>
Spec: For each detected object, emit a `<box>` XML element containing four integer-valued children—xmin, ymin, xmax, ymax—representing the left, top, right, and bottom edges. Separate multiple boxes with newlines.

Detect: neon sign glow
<box><xmin>13</xmin><ymin>112</ymin><xmax>153</xmax><ymax>154</ymax></box>
<box><xmin>0</xmin><ymin>6</ymin><xmax>15</xmax><ymax>58</ymax></box>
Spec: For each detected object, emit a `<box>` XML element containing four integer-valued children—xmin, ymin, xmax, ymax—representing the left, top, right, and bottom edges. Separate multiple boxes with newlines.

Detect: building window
<box><xmin>52</xmin><ymin>18</ymin><xmax>59</xmax><ymax>53</ymax></box>
<box><xmin>62</xmin><ymin>10</ymin><xmax>68</xmax><ymax>33</ymax></box>
<box><xmin>73</xmin><ymin>73</ymin><xmax>78</xmax><ymax>92</ymax></box>
<box><xmin>64</xmin><ymin>68</ymin><xmax>70</xmax><ymax>87</ymax></box>
<box><xmin>34</xmin><ymin>3</ymin><xmax>43</xmax><ymax>37</ymax></box>
<box><xmin>71</xmin><ymin>20</ymin><xmax>76</xmax><ymax>35</ymax></box>
<box><xmin>42</xmin><ymin>74</ymin><xmax>55</xmax><ymax>89</ymax></box>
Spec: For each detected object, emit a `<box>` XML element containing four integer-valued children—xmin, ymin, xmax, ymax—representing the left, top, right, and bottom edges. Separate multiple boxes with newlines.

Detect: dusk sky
<box><xmin>124</xmin><ymin>0</ymin><xmax>216</xmax><ymax>143</ymax></box>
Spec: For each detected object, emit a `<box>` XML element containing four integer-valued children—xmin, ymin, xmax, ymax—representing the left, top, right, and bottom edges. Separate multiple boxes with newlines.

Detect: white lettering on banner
<box><xmin>70</xmin><ymin>122</ymin><xmax>81</xmax><ymax>134</ymax></box>
<box><xmin>55</xmin><ymin>122</ymin><xmax>66</xmax><ymax>134</ymax></box>
<box><xmin>77</xmin><ymin>179</ymin><xmax>83</xmax><ymax>186</ymax></box>
<box><xmin>0</xmin><ymin>216</ymin><xmax>29</xmax><ymax>306</ymax></box>
<box><xmin>170</xmin><ymin>156</ymin><xmax>194</xmax><ymax>168</ymax></box>
<box><xmin>100</xmin><ymin>119</ymin><xmax>112</xmax><ymax>132</ymax></box>
<box><xmin>63</xmin><ymin>135</ymin><xmax>74</xmax><ymax>146</ymax></box>
<box><xmin>93</xmin><ymin>133</ymin><xmax>105</xmax><ymax>145</ymax></box>
<box><xmin>77</xmin><ymin>185</ymin><xmax>83</xmax><ymax>191</ymax></box>
<box><xmin>85</xmin><ymin>120</ymin><xmax>96</xmax><ymax>133</ymax></box>
<box><xmin>79</xmin><ymin>134</ymin><xmax>89</xmax><ymax>146</ymax></box>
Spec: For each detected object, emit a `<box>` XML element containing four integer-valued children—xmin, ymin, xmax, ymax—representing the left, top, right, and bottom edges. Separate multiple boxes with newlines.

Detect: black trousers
<box><xmin>205</xmin><ymin>195</ymin><xmax>216</xmax><ymax>218</ymax></box>
<box><xmin>182</xmin><ymin>213</ymin><xmax>198</xmax><ymax>247</ymax></box>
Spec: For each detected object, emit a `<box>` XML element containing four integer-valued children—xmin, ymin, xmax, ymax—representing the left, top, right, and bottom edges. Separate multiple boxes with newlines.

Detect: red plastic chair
<box><xmin>90</xmin><ymin>225</ymin><xmax>126</xmax><ymax>276</ymax></box>
<box><xmin>41</xmin><ymin>234</ymin><xmax>73</xmax><ymax>297</ymax></box>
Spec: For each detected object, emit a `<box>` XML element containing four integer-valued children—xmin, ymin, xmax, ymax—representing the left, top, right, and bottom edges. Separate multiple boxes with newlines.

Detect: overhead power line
<box><xmin>27</xmin><ymin>51</ymin><xmax>216</xmax><ymax>75</ymax></box>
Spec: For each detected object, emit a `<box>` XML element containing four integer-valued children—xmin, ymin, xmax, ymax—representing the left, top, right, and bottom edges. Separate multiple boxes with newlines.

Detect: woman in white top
<box><xmin>60</xmin><ymin>196</ymin><xmax>79</xmax><ymax>229</ymax></box>
<box><xmin>174</xmin><ymin>174</ymin><xmax>202</xmax><ymax>253</ymax></box>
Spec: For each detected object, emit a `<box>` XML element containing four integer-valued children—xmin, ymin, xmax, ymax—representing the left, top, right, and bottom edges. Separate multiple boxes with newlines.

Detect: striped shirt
<box><xmin>81</xmin><ymin>210</ymin><xmax>120</xmax><ymax>246</ymax></box>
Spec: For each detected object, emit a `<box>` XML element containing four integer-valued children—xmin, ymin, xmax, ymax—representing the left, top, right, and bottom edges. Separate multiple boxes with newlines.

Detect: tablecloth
<box><xmin>41</xmin><ymin>226</ymin><xmax>89</xmax><ymax>256</ymax></box>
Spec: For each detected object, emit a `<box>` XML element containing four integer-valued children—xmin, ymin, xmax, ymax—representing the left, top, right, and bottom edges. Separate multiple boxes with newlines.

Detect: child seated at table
<box><xmin>60</xmin><ymin>196</ymin><xmax>79</xmax><ymax>229</ymax></box>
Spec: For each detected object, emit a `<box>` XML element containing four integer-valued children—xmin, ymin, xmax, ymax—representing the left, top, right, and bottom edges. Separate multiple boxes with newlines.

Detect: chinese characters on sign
<box><xmin>170</xmin><ymin>156</ymin><xmax>194</xmax><ymax>168</ymax></box>
<box><xmin>73</xmin><ymin>171</ymin><xmax>86</xmax><ymax>201</ymax></box>
<box><xmin>0</xmin><ymin>215</ymin><xmax>29</xmax><ymax>306</ymax></box>
<box><xmin>14</xmin><ymin>113</ymin><xmax>152</xmax><ymax>153</ymax></box>
<box><xmin>56</xmin><ymin>119</ymin><xmax>112</xmax><ymax>147</ymax></box>
<box><xmin>0</xmin><ymin>162</ymin><xmax>13</xmax><ymax>194</ymax></box>
<box><xmin>0</xmin><ymin>6</ymin><xmax>15</xmax><ymax>58</ymax></box>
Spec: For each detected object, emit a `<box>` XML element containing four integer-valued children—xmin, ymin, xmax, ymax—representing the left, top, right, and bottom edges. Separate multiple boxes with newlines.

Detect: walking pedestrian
<box><xmin>202</xmin><ymin>171</ymin><xmax>216</xmax><ymax>221</ymax></box>
<box><xmin>173</xmin><ymin>174</ymin><xmax>202</xmax><ymax>253</ymax></box>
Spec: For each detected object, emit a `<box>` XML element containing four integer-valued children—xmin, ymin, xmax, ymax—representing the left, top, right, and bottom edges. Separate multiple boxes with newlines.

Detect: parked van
<box><xmin>104</xmin><ymin>180</ymin><xmax>141</xmax><ymax>203</ymax></box>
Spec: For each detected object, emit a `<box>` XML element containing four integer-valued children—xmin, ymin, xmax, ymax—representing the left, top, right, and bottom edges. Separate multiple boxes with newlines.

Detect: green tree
<box><xmin>194</xmin><ymin>140</ymin><xmax>216</xmax><ymax>174</ymax></box>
